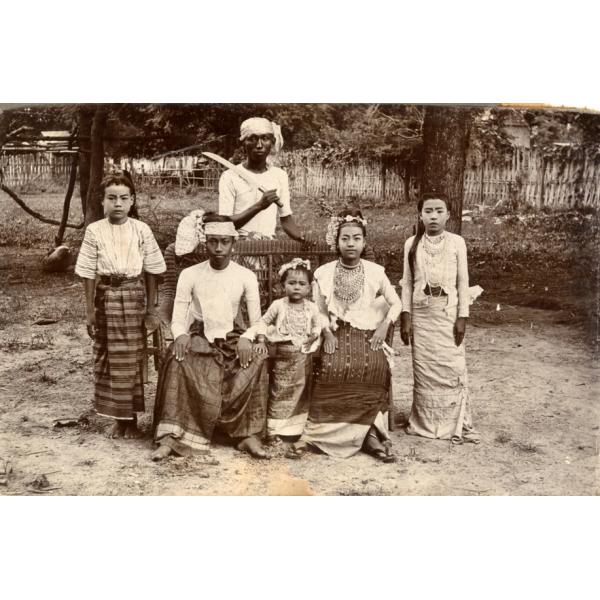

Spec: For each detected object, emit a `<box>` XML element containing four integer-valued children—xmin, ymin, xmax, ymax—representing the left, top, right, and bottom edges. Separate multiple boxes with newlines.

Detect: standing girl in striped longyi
<box><xmin>75</xmin><ymin>173</ymin><xmax>166</xmax><ymax>439</ymax></box>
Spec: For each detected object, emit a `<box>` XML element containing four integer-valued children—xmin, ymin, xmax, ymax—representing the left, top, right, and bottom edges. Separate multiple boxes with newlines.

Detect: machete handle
<box><xmin>258</xmin><ymin>186</ymin><xmax>284</xmax><ymax>208</ymax></box>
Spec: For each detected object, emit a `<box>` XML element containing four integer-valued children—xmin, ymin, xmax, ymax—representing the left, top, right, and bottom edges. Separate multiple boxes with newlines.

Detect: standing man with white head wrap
<box><xmin>218</xmin><ymin>117</ymin><xmax>307</xmax><ymax>241</ymax></box>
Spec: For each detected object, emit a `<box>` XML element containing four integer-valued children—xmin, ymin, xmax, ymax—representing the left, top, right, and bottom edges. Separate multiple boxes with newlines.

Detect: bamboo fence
<box><xmin>281</xmin><ymin>154</ymin><xmax>417</xmax><ymax>204</ymax></box>
<box><xmin>463</xmin><ymin>148</ymin><xmax>600</xmax><ymax>209</ymax></box>
<box><xmin>3</xmin><ymin>148</ymin><xmax>599</xmax><ymax>210</ymax></box>
<box><xmin>0</xmin><ymin>153</ymin><xmax>74</xmax><ymax>187</ymax></box>
<box><xmin>287</xmin><ymin>149</ymin><xmax>600</xmax><ymax>209</ymax></box>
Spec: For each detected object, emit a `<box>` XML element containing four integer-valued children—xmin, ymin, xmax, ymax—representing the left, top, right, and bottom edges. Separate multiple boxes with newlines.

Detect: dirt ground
<box><xmin>1</xmin><ymin>191</ymin><xmax>598</xmax><ymax>495</ymax></box>
<box><xmin>1</xmin><ymin>246</ymin><xmax>598</xmax><ymax>496</ymax></box>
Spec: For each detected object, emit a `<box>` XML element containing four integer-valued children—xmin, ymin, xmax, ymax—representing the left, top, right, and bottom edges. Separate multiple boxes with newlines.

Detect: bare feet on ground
<box><xmin>106</xmin><ymin>421</ymin><xmax>127</xmax><ymax>439</ymax></box>
<box><xmin>151</xmin><ymin>445</ymin><xmax>173</xmax><ymax>461</ymax></box>
<box><xmin>237</xmin><ymin>435</ymin><xmax>269</xmax><ymax>459</ymax></box>
<box><xmin>123</xmin><ymin>422</ymin><xmax>144</xmax><ymax>439</ymax></box>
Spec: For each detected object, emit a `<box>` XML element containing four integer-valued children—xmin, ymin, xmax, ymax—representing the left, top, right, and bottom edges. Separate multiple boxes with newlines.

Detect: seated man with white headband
<box><xmin>152</xmin><ymin>212</ymin><xmax>269</xmax><ymax>460</ymax></box>
<box><xmin>218</xmin><ymin>117</ymin><xmax>307</xmax><ymax>241</ymax></box>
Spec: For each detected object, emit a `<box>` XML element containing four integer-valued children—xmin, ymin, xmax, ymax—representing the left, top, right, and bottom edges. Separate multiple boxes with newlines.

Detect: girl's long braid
<box><xmin>408</xmin><ymin>215</ymin><xmax>425</xmax><ymax>281</ymax></box>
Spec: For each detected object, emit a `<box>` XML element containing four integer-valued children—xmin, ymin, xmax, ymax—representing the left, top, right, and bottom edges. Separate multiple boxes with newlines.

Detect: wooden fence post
<box><xmin>479</xmin><ymin>160</ymin><xmax>485</xmax><ymax>208</ymax></box>
<box><xmin>403</xmin><ymin>162</ymin><xmax>411</xmax><ymax>205</ymax></box>
<box><xmin>539</xmin><ymin>157</ymin><xmax>546</xmax><ymax>208</ymax></box>
<box><xmin>303</xmin><ymin>164</ymin><xmax>308</xmax><ymax>196</ymax></box>
<box><xmin>381</xmin><ymin>159</ymin><xmax>387</xmax><ymax>203</ymax></box>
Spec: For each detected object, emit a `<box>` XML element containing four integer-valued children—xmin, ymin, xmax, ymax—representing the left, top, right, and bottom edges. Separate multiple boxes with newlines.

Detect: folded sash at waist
<box><xmin>98</xmin><ymin>275</ymin><xmax>142</xmax><ymax>287</ymax></box>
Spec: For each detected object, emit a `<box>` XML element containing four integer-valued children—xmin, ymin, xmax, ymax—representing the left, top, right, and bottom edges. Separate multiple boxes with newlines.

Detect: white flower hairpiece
<box><xmin>278</xmin><ymin>257</ymin><xmax>311</xmax><ymax>278</ymax></box>
<box><xmin>193</xmin><ymin>210</ymin><xmax>207</xmax><ymax>244</ymax></box>
<box><xmin>175</xmin><ymin>209</ymin><xmax>206</xmax><ymax>256</ymax></box>
<box><xmin>324</xmin><ymin>215</ymin><xmax>368</xmax><ymax>250</ymax></box>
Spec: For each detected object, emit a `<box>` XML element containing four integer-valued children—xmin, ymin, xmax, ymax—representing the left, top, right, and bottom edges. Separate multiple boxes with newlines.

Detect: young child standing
<box><xmin>75</xmin><ymin>173</ymin><xmax>166</xmax><ymax>439</ymax></box>
<box><xmin>243</xmin><ymin>258</ymin><xmax>322</xmax><ymax>441</ymax></box>
<box><xmin>400</xmin><ymin>192</ymin><xmax>481</xmax><ymax>444</ymax></box>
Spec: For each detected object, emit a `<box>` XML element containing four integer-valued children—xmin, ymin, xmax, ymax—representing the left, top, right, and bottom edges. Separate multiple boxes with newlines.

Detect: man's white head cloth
<box><xmin>240</xmin><ymin>117</ymin><xmax>284</xmax><ymax>154</ymax></box>
<box><xmin>204</xmin><ymin>221</ymin><xmax>238</xmax><ymax>238</ymax></box>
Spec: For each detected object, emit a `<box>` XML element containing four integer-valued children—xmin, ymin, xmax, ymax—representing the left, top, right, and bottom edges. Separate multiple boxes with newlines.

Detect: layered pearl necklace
<box><xmin>283</xmin><ymin>300</ymin><xmax>308</xmax><ymax>342</ymax></box>
<box><xmin>334</xmin><ymin>259</ymin><xmax>364</xmax><ymax>305</ymax></box>
<box><xmin>422</xmin><ymin>232</ymin><xmax>448</xmax><ymax>290</ymax></box>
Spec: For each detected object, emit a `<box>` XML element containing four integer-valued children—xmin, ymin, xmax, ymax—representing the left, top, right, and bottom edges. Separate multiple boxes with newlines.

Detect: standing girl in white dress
<box><xmin>400</xmin><ymin>192</ymin><xmax>481</xmax><ymax>444</ymax></box>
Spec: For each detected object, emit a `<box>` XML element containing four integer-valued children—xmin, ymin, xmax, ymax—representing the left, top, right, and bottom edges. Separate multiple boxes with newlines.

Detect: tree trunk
<box><xmin>84</xmin><ymin>106</ymin><xmax>108</xmax><ymax>226</ymax></box>
<box><xmin>420</xmin><ymin>106</ymin><xmax>473</xmax><ymax>233</ymax></box>
<box><xmin>0</xmin><ymin>109</ymin><xmax>9</xmax><ymax>148</ymax></box>
<box><xmin>55</xmin><ymin>153</ymin><xmax>79</xmax><ymax>246</ymax></box>
<box><xmin>78</xmin><ymin>107</ymin><xmax>94</xmax><ymax>216</ymax></box>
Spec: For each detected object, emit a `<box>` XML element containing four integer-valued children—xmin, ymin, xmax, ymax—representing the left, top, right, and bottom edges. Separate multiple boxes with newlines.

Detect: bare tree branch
<box><xmin>55</xmin><ymin>153</ymin><xmax>80</xmax><ymax>245</ymax></box>
<box><xmin>0</xmin><ymin>183</ymin><xmax>84</xmax><ymax>229</ymax></box>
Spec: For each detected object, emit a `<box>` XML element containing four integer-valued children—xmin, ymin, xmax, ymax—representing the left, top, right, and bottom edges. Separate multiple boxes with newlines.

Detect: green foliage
<box><xmin>468</xmin><ymin>108</ymin><xmax>516</xmax><ymax>167</ymax></box>
<box><xmin>6</xmin><ymin>104</ymin><xmax>598</xmax><ymax>169</ymax></box>
<box><xmin>0</xmin><ymin>105</ymin><xmax>74</xmax><ymax>135</ymax></box>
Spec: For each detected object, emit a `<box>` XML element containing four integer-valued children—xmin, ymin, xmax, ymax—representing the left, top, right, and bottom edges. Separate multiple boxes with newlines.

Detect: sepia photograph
<box><xmin>0</xmin><ymin>102</ymin><xmax>597</xmax><ymax>496</ymax></box>
<box><xmin>1</xmin><ymin>3</ymin><xmax>598</xmax><ymax>599</ymax></box>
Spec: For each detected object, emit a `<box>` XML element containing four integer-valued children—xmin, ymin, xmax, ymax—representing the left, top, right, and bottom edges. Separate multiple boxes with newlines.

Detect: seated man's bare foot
<box><xmin>106</xmin><ymin>421</ymin><xmax>127</xmax><ymax>439</ymax></box>
<box><xmin>237</xmin><ymin>435</ymin><xmax>269</xmax><ymax>459</ymax></box>
<box><xmin>151</xmin><ymin>445</ymin><xmax>173</xmax><ymax>461</ymax></box>
<box><xmin>123</xmin><ymin>422</ymin><xmax>144</xmax><ymax>439</ymax></box>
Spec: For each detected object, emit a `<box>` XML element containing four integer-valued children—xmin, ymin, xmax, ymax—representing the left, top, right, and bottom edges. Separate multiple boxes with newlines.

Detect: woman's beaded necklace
<box><xmin>422</xmin><ymin>232</ymin><xmax>447</xmax><ymax>290</ymax></box>
<box><xmin>333</xmin><ymin>259</ymin><xmax>364</xmax><ymax>305</ymax></box>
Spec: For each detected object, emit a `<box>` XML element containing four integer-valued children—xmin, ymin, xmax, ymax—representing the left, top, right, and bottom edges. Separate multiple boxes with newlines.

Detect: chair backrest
<box><xmin>162</xmin><ymin>239</ymin><xmax>379</xmax><ymax>308</ymax></box>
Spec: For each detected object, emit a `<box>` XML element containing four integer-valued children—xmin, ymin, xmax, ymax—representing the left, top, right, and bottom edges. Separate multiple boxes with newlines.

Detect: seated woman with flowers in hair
<box><xmin>289</xmin><ymin>209</ymin><xmax>402</xmax><ymax>462</ymax></box>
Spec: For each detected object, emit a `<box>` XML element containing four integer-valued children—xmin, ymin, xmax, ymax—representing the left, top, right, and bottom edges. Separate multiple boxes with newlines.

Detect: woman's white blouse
<box><xmin>400</xmin><ymin>231</ymin><xmax>470</xmax><ymax>317</ymax></box>
<box><xmin>313</xmin><ymin>259</ymin><xmax>402</xmax><ymax>331</ymax></box>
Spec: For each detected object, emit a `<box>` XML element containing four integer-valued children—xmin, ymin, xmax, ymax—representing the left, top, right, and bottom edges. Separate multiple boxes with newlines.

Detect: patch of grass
<box><xmin>63</xmin><ymin>323</ymin><xmax>80</xmax><ymax>339</ymax></box>
<box><xmin>30</xmin><ymin>332</ymin><xmax>55</xmax><ymax>350</ymax></box>
<box><xmin>0</xmin><ymin>191</ymin><xmax>84</xmax><ymax>249</ymax></box>
<box><xmin>513</xmin><ymin>441</ymin><xmax>539</xmax><ymax>454</ymax></box>
<box><xmin>0</xmin><ymin>295</ymin><xmax>24</xmax><ymax>323</ymax></box>
<box><xmin>338</xmin><ymin>487</ymin><xmax>392</xmax><ymax>496</ymax></box>
<box><xmin>495</xmin><ymin>430</ymin><xmax>512</xmax><ymax>444</ymax></box>
<box><xmin>0</xmin><ymin>333</ymin><xmax>26</xmax><ymax>351</ymax></box>
<box><xmin>40</xmin><ymin>371</ymin><xmax>57</xmax><ymax>384</ymax></box>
